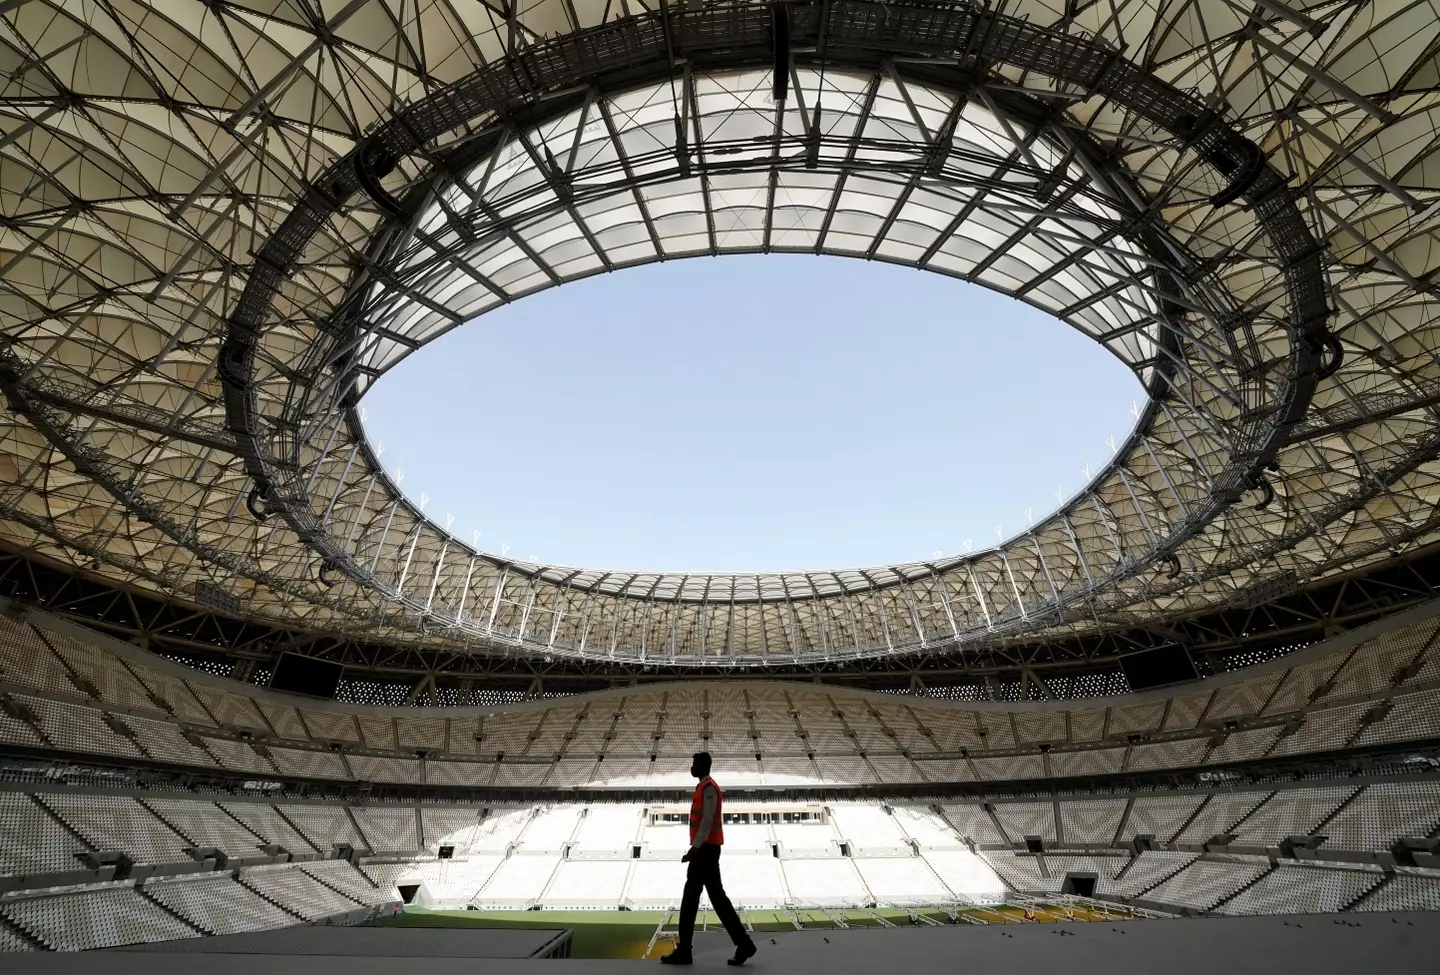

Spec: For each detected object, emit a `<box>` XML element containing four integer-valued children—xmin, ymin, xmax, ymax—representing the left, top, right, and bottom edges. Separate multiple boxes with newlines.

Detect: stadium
<box><xmin>2</xmin><ymin>0</ymin><xmax>1440</xmax><ymax>969</ymax></box>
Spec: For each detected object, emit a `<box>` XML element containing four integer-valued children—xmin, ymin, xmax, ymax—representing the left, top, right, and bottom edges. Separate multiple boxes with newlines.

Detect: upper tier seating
<box><xmin>4</xmin><ymin>604</ymin><xmax>1440</xmax><ymax>792</ymax></box>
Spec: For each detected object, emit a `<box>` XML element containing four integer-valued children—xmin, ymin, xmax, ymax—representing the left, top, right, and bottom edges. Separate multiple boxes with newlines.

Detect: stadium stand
<box><xmin>892</xmin><ymin>805</ymin><xmax>964</xmax><ymax>848</ymax></box>
<box><xmin>1217</xmin><ymin>863</ymin><xmax>1385</xmax><ymax>916</ymax></box>
<box><xmin>0</xmin><ymin>793</ymin><xmax>91</xmax><ymax>877</ymax></box>
<box><xmin>419</xmin><ymin>806</ymin><xmax>481</xmax><ymax>851</ymax></box>
<box><xmin>772</xmin><ymin>821</ymin><xmax>843</xmax><ymax>857</ymax></box>
<box><xmin>1034</xmin><ymin>854</ymin><xmax>1133</xmax><ymax>894</ymax></box>
<box><xmin>143</xmin><ymin>874</ymin><xmax>299</xmax><ymax>934</ymax></box>
<box><xmin>38</xmin><ymin>795</ymin><xmax>189</xmax><ymax>864</ymax></box>
<box><xmin>513</xmin><ymin>805</ymin><xmax>584</xmax><ymax>852</ymax></box>
<box><xmin>569</xmin><ymin>805</ymin><xmax>643</xmax><ymax>858</ymax></box>
<box><xmin>474</xmin><ymin>855</ymin><xmax>562</xmax><ymax>909</ymax></box>
<box><xmin>275</xmin><ymin>805</ymin><xmax>367</xmax><ymax>852</ymax></box>
<box><xmin>348</xmin><ymin>755</ymin><xmax>421</xmax><ymax>785</ymax></box>
<box><xmin>0</xmin><ymin>920</ymin><xmax>34</xmax><ymax>952</ymax></box>
<box><xmin>1315</xmin><ymin>782</ymin><xmax>1440</xmax><ymax>851</ymax></box>
<box><xmin>717</xmin><ymin>822</ymin><xmax>771</xmax><ymax>856</ymax></box>
<box><xmin>1173</xmin><ymin>793</ymin><xmax>1273</xmax><ymax>845</ymax></box>
<box><xmin>715</xmin><ymin>855</ymin><xmax>789</xmax><ymax>909</ymax></box>
<box><xmin>914</xmin><ymin>850</ymin><xmax>1008</xmax><ymax>901</ymax></box>
<box><xmin>779</xmin><ymin>858</ymin><xmax>870</xmax><ymax>907</ymax></box>
<box><xmin>640</xmin><ymin>822</ymin><xmax>693</xmax><ymax>859</ymax></box>
<box><xmin>349</xmin><ymin>807</ymin><xmax>420</xmax><ymax>853</ymax></box>
<box><xmin>1108</xmin><ymin>852</ymin><xmax>1198</xmax><ymax>898</ymax></box>
<box><xmin>298</xmin><ymin>860</ymin><xmax>384</xmax><ymax>904</ymax></box>
<box><xmin>939</xmin><ymin>804</ymin><xmax>1009</xmax><ymax>846</ymax></box>
<box><xmin>541</xmin><ymin>859</ymin><xmax>632</xmax><ymax>908</ymax></box>
<box><xmin>853</xmin><ymin>856</ymin><xmax>952</xmax><ymax>905</ymax></box>
<box><xmin>470</xmin><ymin>807</ymin><xmax>532</xmax><ymax>852</ymax></box>
<box><xmin>1058</xmin><ymin>799</ymin><xmax>1128</xmax><ymax>845</ymax></box>
<box><xmin>1352</xmin><ymin>871</ymin><xmax>1440</xmax><ymax>912</ymax></box>
<box><xmin>1125</xmin><ymin>794</ymin><xmax>1208</xmax><ymax>844</ymax></box>
<box><xmin>238</xmin><ymin>864</ymin><xmax>364</xmax><ymax>920</ymax></box>
<box><xmin>978</xmin><ymin>851</ymin><xmax>1049</xmax><ymax>892</ymax></box>
<box><xmin>991</xmin><ymin>802</ymin><xmax>1058</xmax><ymax>844</ymax></box>
<box><xmin>2</xmin><ymin>605</ymin><xmax>1440</xmax><ymax>939</ymax></box>
<box><xmin>218</xmin><ymin>804</ymin><xmax>317</xmax><ymax>853</ymax></box>
<box><xmin>139</xmin><ymin>799</ymin><xmax>266</xmax><ymax>856</ymax></box>
<box><xmin>0</xmin><ymin>885</ymin><xmax>196</xmax><ymax>950</ymax></box>
<box><xmin>1227</xmin><ymin>787</ymin><xmax>1356</xmax><ymax>848</ymax></box>
<box><xmin>624</xmin><ymin>859</ymin><xmax>690</xmax><ymax>910</ymax></box>
<box><xmin>1140</xmin><ymin>856</ymin><xmax>1273</xmax><ymax>912</ymax></box>
<box><xmin>268</xmin><ymin>748</ymin><xmax>352</xmax><ymax>781</ymax></box>
<box><xmin>829</xmin><ymin>804</ymin><xmax>913</xmax><ymax>855</ymax></box>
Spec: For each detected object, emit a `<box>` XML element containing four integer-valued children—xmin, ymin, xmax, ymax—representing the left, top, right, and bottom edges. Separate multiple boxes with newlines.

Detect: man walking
<box><xmin>661</xmin><ymin>752</ymin><xmax>758</xmax><ymax>966</ymax></box>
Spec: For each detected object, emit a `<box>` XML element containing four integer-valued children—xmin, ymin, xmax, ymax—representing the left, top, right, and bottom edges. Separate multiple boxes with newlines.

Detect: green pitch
<box><xmin>365</xmin><ymin>904</ymin><xmax>1100</xmax><ymax>959</ymax></box>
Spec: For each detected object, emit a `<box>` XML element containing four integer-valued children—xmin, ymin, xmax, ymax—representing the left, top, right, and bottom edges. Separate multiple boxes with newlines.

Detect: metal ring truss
<box><xmin>2</xmin><ymin>0</ymin><xmax>1440</xmax><ymax>670</ymax></box>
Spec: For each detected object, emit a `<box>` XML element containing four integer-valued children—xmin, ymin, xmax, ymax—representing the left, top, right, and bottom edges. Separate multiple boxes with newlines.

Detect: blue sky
<box><xmin>361</xmin><ymin>254</ymin><xmax>1143</xmax><ymax>572</ymax></box>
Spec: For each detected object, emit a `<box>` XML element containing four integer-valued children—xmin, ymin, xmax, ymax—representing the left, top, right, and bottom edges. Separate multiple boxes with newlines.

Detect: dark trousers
<box><xmin>678</xmin><ymin>844</ymin><xmax>750</xmax><ymax>949</ymax></box>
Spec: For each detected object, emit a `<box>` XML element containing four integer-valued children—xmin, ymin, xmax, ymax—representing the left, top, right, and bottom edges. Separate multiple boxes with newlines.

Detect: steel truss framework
<box><xmin>5</xmin><ymin>540</ymin><xmax>1440</xmax><ymax>703</ymax></box>
<box><xmin>1</xmin><ymin>1</ymin><xmax>1440</xmax><ymax>671</ymax></box>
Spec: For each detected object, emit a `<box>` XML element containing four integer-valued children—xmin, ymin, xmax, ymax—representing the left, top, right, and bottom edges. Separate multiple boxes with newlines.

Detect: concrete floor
<box><xmin>6</xmin><ymin>911</ymin><xmax>1439</xmax><ymax>974</ymax></box>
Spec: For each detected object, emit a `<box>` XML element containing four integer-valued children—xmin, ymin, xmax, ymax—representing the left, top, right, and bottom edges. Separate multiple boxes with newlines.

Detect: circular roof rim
<box><xmin>223</xmin><ymin>7</ymin><xmax>1323</xmax><ymax>609</ymax></box>
<box><xmin>346</xmin><ymin>68</ymin><xmax>1165</xmax><ymax>385</ymax></box>
<box><xmin>0</xmin><ymin>0</ymin><xmax>1340</xmax><ymax>666</ymax></box>
<box><xmin>319</xmin><ymin>107</ymin><xmax>1178</xmax><ymax>598</ymax></box>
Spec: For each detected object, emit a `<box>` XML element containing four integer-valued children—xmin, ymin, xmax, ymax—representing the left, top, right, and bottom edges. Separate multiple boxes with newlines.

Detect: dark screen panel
<box><xmin>1120</xmin><ymin>646</ymin><xmax>1198</xmax><ymax>691</ymax></box>
<box><xmin>269</xmin><ymin>652</ymin><xmax>344</xmax><ymax>699</ymax></box>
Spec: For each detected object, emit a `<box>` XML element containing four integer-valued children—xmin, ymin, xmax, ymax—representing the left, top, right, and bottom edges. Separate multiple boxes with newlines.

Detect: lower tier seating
<box><xmin>144</xmin><ymin>874</ymin><xmax>298</xmax><ymax>934</ymax></box>
<box><xmin>0</xmin><ymin>885</ymin><xmax>196</xmax><ymax>950</ymax></box>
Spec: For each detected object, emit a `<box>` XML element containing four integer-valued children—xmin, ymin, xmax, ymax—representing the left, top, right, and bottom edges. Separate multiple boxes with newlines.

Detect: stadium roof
<box><xmin>1</xmin><ymin>0</ymin><xmax>1439</xmax><ymax>668</ymax></box>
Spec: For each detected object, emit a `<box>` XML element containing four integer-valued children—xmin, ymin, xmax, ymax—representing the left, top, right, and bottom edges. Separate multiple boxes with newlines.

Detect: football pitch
<box><xmin>368</xmin><ymin>902</ymin><xmax>1131</xmax><ymax>959</ymax></box>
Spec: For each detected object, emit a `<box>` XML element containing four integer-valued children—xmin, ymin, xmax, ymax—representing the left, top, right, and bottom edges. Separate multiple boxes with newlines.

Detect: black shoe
<box><xmin>728</xmin><ymin>941</ymin><xmax>757</xmax><ymax>967</ymax></box>
<box><xmin>660</xmin><ymin>946</ymin><xmax>693</xmax><ymax>965</ymax></box>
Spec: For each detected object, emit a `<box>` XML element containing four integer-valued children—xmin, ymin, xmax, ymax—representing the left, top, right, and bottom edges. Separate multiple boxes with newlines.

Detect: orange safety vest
<box><xmin>688</xmin><ymin>776</ymin><xmax>725</xmax><ymax>846</ymax></box>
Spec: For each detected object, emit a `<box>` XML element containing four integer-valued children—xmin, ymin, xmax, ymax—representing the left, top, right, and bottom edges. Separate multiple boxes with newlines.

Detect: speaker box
<box><xmin>1120</xmin><ymin>646</ymin><xmax>1198</xmax><ymax>690</ymax></box>
<box><xmin>269</xmin><ymin>652</ymin><xmax>344</xmax><ymax>699</ymax></box>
